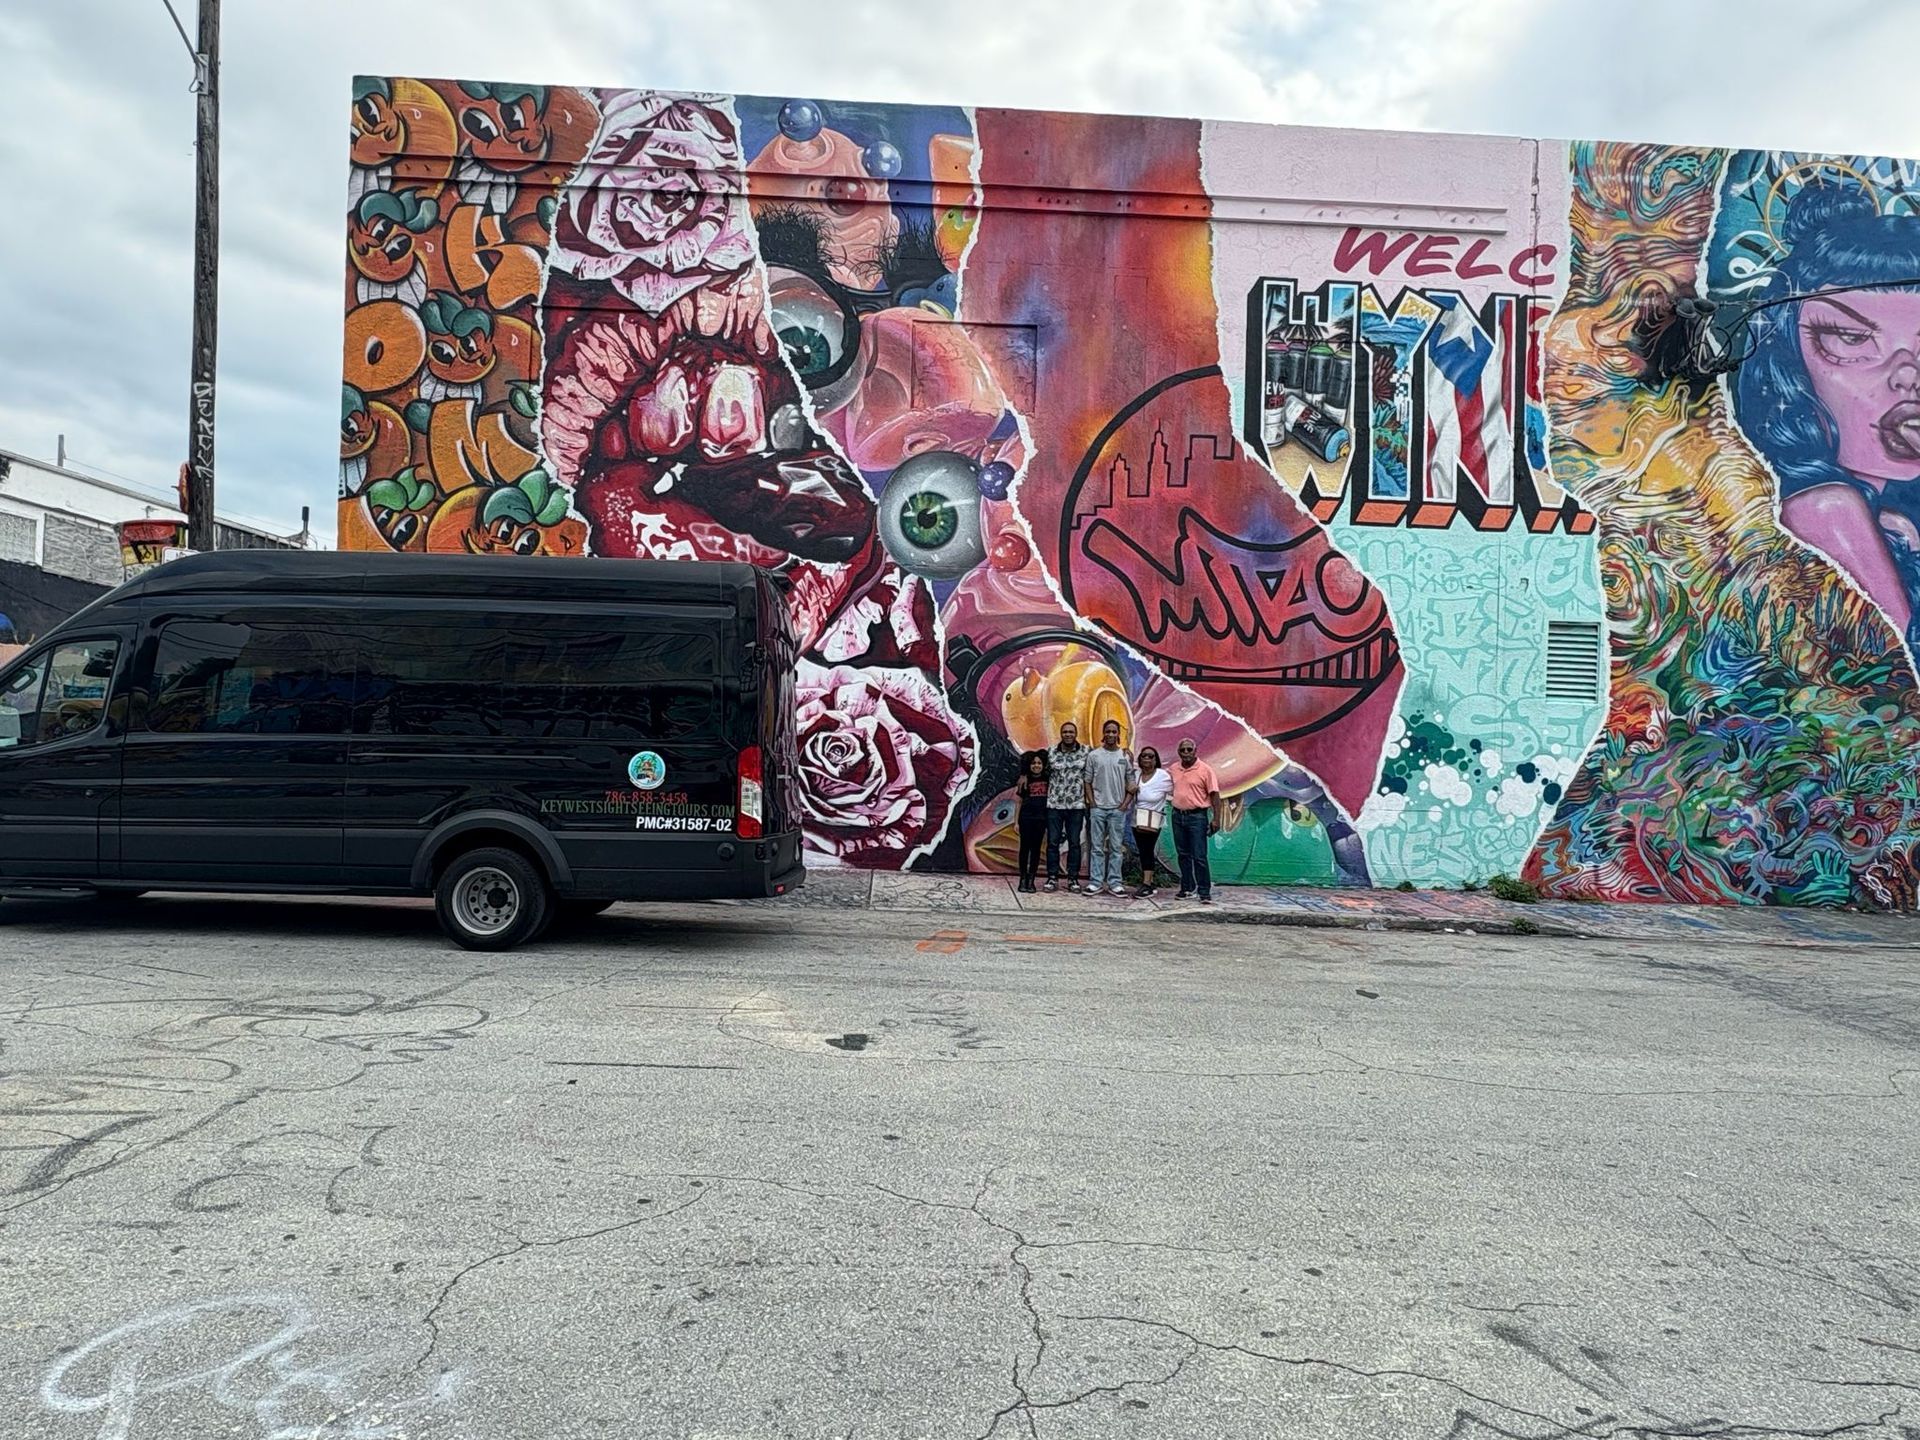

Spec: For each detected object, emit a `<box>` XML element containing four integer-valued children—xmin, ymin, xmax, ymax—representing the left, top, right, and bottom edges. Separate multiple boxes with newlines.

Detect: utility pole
<box><xmin>184</xmin><ymin>0</ymin><xmax>219</xmax><ymax>552</ymax></box>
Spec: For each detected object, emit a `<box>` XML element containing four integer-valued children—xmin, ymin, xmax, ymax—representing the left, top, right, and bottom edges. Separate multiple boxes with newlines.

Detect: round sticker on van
<box><xmin>627</xmin><ymin>751</ymin><xmax>666</xmax><ymax>790</ymax></box>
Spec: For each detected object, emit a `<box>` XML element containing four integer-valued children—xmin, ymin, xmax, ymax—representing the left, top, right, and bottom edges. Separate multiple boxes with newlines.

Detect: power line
<box><xmin>158</xmin><ymin>0</ymin><xmax>197</xmax><ymax>66</ymax></box>
<box><xmin>1646</xmin><ymin>276</ymin><xmax>1920</xmax><ymax>386</ymax></box>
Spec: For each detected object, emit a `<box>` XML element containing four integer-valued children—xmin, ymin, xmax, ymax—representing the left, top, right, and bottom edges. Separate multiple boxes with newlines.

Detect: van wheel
<box><xmin>435</xmin><ymin>848</ymin><xmax>550</xmax><ymax>951</ymax></box>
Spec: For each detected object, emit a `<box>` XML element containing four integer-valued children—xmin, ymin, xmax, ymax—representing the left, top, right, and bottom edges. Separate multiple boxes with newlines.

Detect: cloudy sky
<box><xmin>4</xmin><ymin>0</ymin><xmax>1917</xmax><ymax>544</ymax></box>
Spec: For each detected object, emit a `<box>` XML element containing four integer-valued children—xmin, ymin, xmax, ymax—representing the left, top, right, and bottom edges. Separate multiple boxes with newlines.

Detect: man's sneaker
<box><xmin>1108</xmin><ymin>884</ymin><xmax>1128</xmax><ymax>897</ymax></box>
<box><xmin>1068</xmin><ymin>882</ymin><xmax>1082</xmax><ymax>893</ymax></box>
<box><xmin>1043</xmin><ymin>879</ymin><xmax>1058</xmax><ymax>892</ymax></box>
<box><xmin>1174</xmin><ymin>889</ymin><xmax>1194</xmax><ymax>900</ymax></box>
<box><xmin>1199</xmin><ymin>894</ymin><xmax>1213</xmax><ymax>904</ymax></box>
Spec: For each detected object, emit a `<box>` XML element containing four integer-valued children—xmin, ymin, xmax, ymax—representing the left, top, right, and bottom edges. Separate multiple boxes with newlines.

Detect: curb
<box><xmin>1146</xmin><ymin>904</ymin><xmax>1920</xmax><ymax>949</ymax></box>
<box><xmin>1148</xmin><ymin>907</ymin><xmax>1578</xmax><ymax>938</ymax></box>
<box><xmin>765</xmin><ymin>873</ymin><xmax>1920</xmax><ymax>950</ymax></box>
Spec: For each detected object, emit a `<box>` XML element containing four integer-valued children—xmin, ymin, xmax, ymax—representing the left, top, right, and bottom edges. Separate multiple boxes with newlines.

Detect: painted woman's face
<box><xmin>1798</xmin><ymin>291</ymin><xmax>1920</xmax><ymax>481</ymax></box>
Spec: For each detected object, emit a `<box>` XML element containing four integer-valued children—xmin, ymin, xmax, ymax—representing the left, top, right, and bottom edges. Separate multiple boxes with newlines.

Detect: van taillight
<box><xmin>736</xmin><ymin>745</ymin><xmax>764</xmax><ymax>839</ymax></box>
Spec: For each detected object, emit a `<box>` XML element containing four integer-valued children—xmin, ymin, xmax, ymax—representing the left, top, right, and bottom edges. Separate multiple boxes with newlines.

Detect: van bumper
<box><xmin>561</xmin><ymin>828</ymin><xmax>806</xmax><ymax>903</ymax></box>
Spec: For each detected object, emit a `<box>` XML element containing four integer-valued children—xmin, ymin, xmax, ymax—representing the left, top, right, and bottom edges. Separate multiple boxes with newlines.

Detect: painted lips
<box><xmin>542</xmin><ymin>278</ymin><xmax>875</xmax><ymax>564</ymax></box>
<box><xmin>1878</xmin><ymin>400</ymin><xmax>1920</xmax><ymax>462</ymax></box>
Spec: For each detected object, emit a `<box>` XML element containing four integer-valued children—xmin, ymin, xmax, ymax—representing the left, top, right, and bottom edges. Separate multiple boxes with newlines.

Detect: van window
<box><xmin>0</xmin><ymin>637</ymin><xmax>120</xmax><ymax>749</ymax></box>
<box><xmin>357</xmin><ymin>612</ymin><xmax>718</xmax><ymax>740</ymax></box>
<box><xmin>148</xmin><ymin>618</ymin><xmax>354</xmax><ymax>735</ymax></box>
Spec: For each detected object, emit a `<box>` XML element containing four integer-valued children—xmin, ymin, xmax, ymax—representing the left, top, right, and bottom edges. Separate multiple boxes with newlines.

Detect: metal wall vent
<box><xmin>1545</xmin><ymin>620</ymin><xmax>1604</xmax><ymax>702</ymax></box>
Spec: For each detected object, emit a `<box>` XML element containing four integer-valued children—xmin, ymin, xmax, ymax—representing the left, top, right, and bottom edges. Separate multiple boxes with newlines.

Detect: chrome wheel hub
<box><xmin>456</xmin><ymin>867</ymin><xmax>520</xmax><ymax>934</ymax></box>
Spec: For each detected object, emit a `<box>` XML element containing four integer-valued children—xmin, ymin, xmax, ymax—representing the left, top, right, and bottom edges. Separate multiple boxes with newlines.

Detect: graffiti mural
<box><xmin>339</xmin><ymin>80</ymin><xmax>1920</xmax><ymax>905</ymax></box>
<box><xmin>1525</xmin><ymin>143</ymin><xmax>1920</xmax><ymax>907</ymax></box>
<box><xmin>1205</xmin><ymin>123</ymin><xmax>1606</xmax><ymax>888</ymax></box>
<box><xmin>340</xmin><ymin>79</ymin><xmax>596</xmax><ymax>560</ymax></box>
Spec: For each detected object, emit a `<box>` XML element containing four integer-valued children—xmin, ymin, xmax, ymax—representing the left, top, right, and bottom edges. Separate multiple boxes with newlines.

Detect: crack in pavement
<box><xmin>1856</xmin><ymin>1337</ymin><xmax>1920</xmax><ymax>1358</ymax></box>
<box><xmin>1059</xmin><ymin>1315</ymin><xmax>1914</xmax><ymax>1440</ymax></box>
<box><xmin>495</xmin><ymin>965</ymin><xmax>650</xmax><ymax>1024</ymax></box>
<box><xmin>1587</xmin><ymin>1409</ymin><xmax>1906</xmax><ymax>1438</ymax></box>
<box><xmin>411</xmin><ymin>1189</ymin><xmax>708</xmax><ymax>1373</ymax></box>
<box><xmin>869</xmin><ymin>1174</ymin><xmax>1587</xmax><ymax>1440</ymax></box>
<box><xmin>1055</xmin><ymin>1309</ymin><xmax>1578</xmax><ymax>1432</ymax></box>
<box><xmin>1682</xmin><ymin>1200</ymin><xmax>1919</xmax><ymax>1315</ymax></box>
<box><xmin>1439</xmin><ymin>1406</ymin><xmax>1909</xmax><ymax>1438</ymax></box>
<box><xmin>1312</xmin><ymin>1039</ymin><xmax>1917</xmax><ymax>1103</ymax></box>
<box><xmin>865</xmin><ymin>1173</ymin><xmax>1059</xmax><ymax>1439</ymax></box>
<box><xmin>980</xmin><ymin>1343</ymin><xmax>1201</xmax><ymax>1437</ymax></box>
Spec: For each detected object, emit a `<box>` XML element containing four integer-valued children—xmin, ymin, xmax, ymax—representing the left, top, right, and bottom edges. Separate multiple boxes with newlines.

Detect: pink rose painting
<box><xmin>551</xmin><ymin>91</ymin><xmax>756</xmax><ymax>314</ymax></box>
<box><xmin>795</xmin><ymin>660</ymin><xmax>977</xmax><ymax>867</ymax></box>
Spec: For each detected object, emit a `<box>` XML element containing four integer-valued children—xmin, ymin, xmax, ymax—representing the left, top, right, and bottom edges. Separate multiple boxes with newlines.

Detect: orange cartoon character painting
<box><xmin>426</xmin><ymin>467</ymin><xmax>584</xmax><ymax>556</ymax></box>
<box><xmin>449</xmin><ymin>81</ymin><xmax>596</xmax><ymax>220</ymax></box>
<box><xmin>349</xmin><ymin>77</ymin><xmax>455</xmax><ymax>206</ymax></box>
<box><xmin>348</xmin><ymin>189</ymin><xmax>442</xmax><ymax>306</ymax></box>
<box><xmin>341</xmin><ymin>467</ymin><xmax>439</xmax><ymax>553</ymax></box>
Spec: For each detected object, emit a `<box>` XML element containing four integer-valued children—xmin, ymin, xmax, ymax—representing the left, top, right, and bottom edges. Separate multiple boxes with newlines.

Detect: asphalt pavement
<box><xmin>2</xmin><ymin>891</ymin><xmax>1918</xmax><ymax>1439</ymax></box>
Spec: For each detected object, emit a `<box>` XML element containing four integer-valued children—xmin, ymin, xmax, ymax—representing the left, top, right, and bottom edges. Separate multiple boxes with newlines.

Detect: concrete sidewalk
<box><xmin>748</xmin><ymin>868</ymin><xmax>1920</xmax><ymax>949</ymax></box>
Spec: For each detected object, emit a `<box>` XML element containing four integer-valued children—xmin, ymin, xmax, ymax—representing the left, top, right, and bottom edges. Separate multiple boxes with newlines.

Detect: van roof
<box><xmin>103</xmin><ymin>550</ymin><xmax>766</xmax><ymax>607</ymax></box>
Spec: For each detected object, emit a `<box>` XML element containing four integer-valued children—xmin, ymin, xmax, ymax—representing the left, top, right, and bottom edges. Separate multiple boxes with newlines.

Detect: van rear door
<box><xmin>753</xmin><ymin>571</ymin><xmax>801</xmax><ymax>842</ymax></box>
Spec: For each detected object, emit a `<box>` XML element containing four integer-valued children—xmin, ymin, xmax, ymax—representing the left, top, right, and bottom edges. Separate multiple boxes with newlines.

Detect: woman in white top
<box><xmin>1131</xmin><ymin>745</ymin><xmax>1173</xmax><ymax>897</ymax></box>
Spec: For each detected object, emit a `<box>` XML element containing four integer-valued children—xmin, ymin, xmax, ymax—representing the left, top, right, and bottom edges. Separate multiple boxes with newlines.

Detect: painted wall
<box><xmin>338</xmin><ymin>79</ymin><xmax>1920</xmax><ymax>906</ymax></box>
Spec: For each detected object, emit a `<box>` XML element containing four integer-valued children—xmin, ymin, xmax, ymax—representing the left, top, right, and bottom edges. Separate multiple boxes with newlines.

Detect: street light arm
<box><xmin>158</xmin><ymin>0</ymin><xmax>198</xmax><ymax>65</ymax></box>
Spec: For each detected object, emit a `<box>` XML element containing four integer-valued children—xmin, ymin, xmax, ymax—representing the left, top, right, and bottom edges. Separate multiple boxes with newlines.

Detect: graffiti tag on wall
<box><xmin>1243</xmin><ymin>273</ymin><xmax>1591</xmax><ymax>535</ymax></box>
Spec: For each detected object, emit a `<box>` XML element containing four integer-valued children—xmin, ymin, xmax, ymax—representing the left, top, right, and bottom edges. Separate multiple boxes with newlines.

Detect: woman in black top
<box><xmin>1015</xmin><ymin>750</ymin><xmax>1051</xmax><ymax>893</ymax></box>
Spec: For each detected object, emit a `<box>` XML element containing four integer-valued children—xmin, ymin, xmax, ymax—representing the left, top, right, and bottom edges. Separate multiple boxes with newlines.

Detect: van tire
<box><xmin>435</xmin><ymin>847</ymin><xmax>550</xmax><ymax>951</ymax></box>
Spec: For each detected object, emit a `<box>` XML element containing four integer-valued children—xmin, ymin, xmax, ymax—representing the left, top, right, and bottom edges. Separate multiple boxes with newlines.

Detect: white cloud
<box><xmin>7</xmin><ymin>0</ymin><xmax>1920</xmax><ymax>545</ymax></box>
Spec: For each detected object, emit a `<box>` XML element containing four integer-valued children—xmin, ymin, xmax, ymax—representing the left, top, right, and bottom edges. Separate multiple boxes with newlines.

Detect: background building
<box><xmin>336</xmin><ymin>80</ymin><xmax>1920</xmax><ymax>907</ymax></box>
<box><xmin>0</xmin><ymin>445</ymin><xmax>308</xmax><ymax>649</ymax></box>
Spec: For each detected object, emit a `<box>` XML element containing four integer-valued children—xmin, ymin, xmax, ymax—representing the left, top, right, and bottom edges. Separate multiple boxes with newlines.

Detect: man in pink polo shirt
<box><xmin>1168</xmin><ymin>736</ymin><xmax>1221</xmax><ymax>902</ymax></box>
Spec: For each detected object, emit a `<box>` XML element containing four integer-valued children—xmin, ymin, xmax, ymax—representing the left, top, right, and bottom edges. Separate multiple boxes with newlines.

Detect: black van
<box><xmin>0</xmin><ymin>550</ymin><xmax>804</xmax><ymax>948</ymax></box>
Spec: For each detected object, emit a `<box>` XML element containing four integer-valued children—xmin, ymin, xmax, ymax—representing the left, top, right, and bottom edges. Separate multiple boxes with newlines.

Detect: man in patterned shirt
<box><xmin>1045</xmin><ymin>721</ymin><xmax>1090</xmax><ymax>892</ymax></box>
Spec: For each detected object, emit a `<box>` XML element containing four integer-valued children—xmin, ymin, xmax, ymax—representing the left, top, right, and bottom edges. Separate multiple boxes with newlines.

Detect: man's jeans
<box><xmin>1172</xmin><ymin>808</ymin><xmax>1212</xmax><ymax>898</ymax></box>
<box><xmin>1088</xmin><ymin>806</ymin><xmax>1128</xmax><ymax>891</ymax></box>
<box><xmin>1047</xmin><ymin>807</ymin><xmax>1085</xmax><ymax>882</ymax></box>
